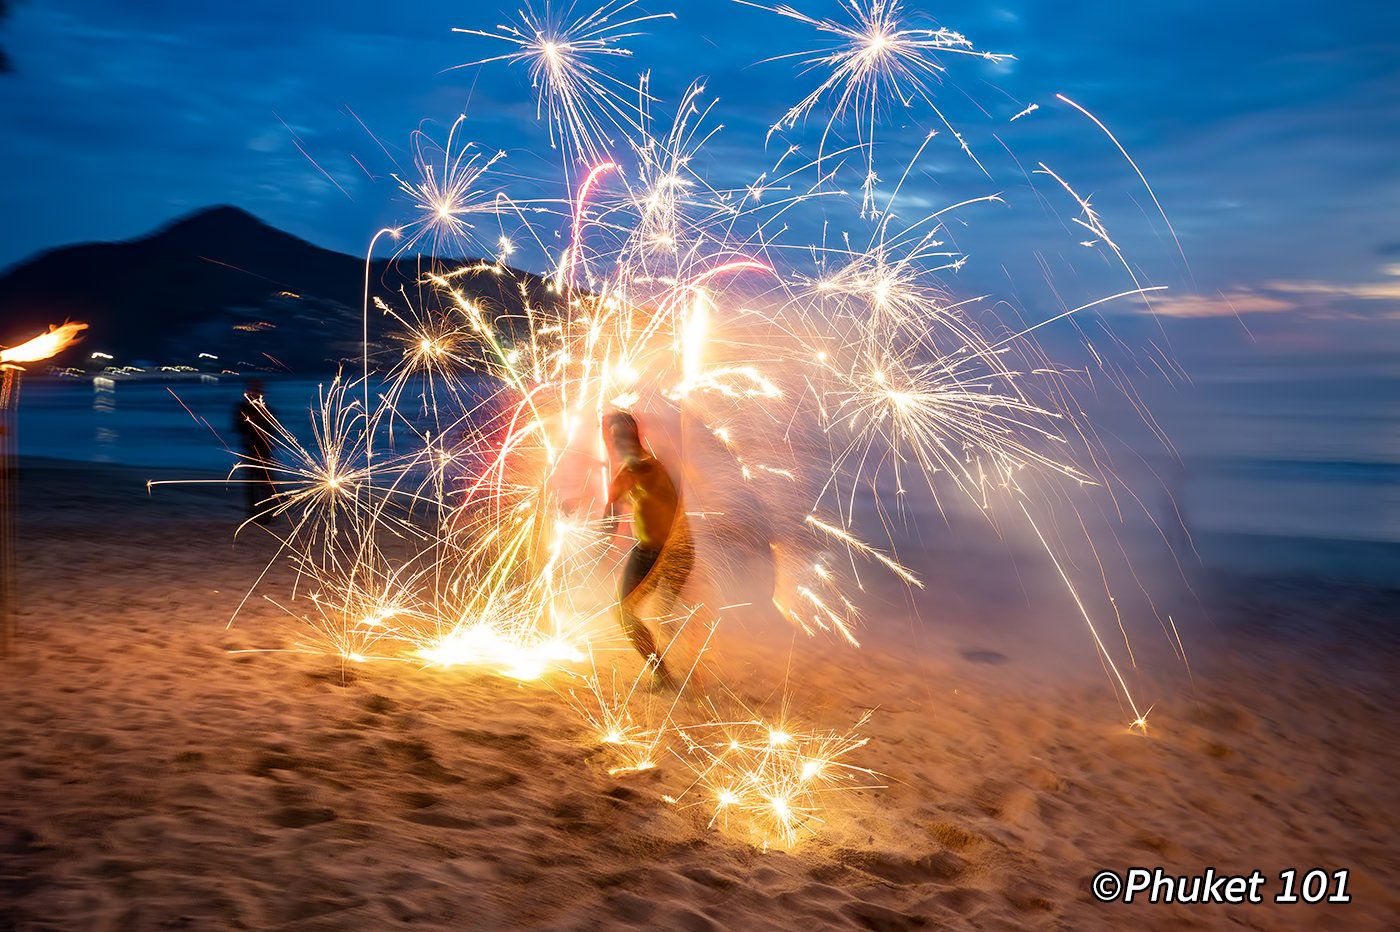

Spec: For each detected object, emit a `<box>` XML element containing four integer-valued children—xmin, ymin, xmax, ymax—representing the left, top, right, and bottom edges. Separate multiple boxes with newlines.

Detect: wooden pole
<box><xmin>0</xmin><ymin>367</ymin><xmax>18</xmax><ymax>658</ymax></box>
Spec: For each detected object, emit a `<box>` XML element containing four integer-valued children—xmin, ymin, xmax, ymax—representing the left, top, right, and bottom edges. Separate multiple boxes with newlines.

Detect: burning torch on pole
<box><xmin>0</xmin><ymin>322</ymin><xmax>87</xmax><ymax>656</ymax></box>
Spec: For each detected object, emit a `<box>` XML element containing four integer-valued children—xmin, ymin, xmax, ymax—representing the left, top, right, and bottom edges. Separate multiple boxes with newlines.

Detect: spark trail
<box><xmin>177</xmin><ymin>0</ymin><xmax>1189</xmax><ymax>848</ymax></box>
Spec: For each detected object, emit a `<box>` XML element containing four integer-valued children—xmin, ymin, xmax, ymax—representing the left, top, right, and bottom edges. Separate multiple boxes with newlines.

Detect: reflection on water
<box><xmin>91</xmin><ymin>376</ymin><xmax>117</xmax><ymax>462</ymax></box>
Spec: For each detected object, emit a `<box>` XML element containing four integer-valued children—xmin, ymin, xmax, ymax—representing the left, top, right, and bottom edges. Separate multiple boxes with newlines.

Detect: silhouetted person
<box><xmin>602</xmin><ymin>411</ymin><xmax>691</xmax><ymax>687</ymax></box>
<box><xmin>234</xmin><ymin>380</ymin><xmax>278</xmax><ymax>523</ymax></box>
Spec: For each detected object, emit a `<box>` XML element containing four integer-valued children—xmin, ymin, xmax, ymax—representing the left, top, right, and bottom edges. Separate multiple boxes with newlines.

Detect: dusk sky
<box><xmin>3</xmin><ymin>0</ymin><xmax>1399</xmax><ymax>336</ymax></box>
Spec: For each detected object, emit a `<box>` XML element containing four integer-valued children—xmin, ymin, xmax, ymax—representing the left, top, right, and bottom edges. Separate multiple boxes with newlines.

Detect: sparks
<box><xmin>167</xmin><ymin>0</ymin><xmax>1192</xmax><ymax>853</ymax></box>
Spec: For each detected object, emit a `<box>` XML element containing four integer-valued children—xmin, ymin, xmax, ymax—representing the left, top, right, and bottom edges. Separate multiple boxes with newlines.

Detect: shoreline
<box><xmin>16</xmin><ymin>454</ymin><xmax>1400</xmax><ymax>583</ymax></box>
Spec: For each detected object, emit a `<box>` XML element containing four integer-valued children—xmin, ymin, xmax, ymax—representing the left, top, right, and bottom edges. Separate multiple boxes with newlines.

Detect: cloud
<box><xmin>1263</xmin><ymin>279</ymin><xmax>1400</xmax><ymax>301</ymax></box>
<box><xmin>1140</xmin><ymin>276</ymin><xmax>1400</xmax><ymax>320</ymax></box>
<box><xmin>1144</xmin><ymin>290</ymin><xmax>1296</xmax><ymax>318</ymax></box>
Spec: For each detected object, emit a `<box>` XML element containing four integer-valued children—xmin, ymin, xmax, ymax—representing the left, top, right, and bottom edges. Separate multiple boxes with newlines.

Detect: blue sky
<box><xmin>2</xmin><ymin>0</ymin><xmax>1398</xmax><ymax>334</ymax></box>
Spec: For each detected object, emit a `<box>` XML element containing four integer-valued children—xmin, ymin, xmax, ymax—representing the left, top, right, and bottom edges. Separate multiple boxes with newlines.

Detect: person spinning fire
<box><xmin>601</xmin><ymin>411</ymin><xmax>691</xmax><ymax>688</ymax></box>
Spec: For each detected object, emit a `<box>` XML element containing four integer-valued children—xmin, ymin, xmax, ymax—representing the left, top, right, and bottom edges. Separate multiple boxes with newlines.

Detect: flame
<box><xmin>1</xmin><ymin>322</ymin><xmax>88</xmax><ymax>365</ymax></box>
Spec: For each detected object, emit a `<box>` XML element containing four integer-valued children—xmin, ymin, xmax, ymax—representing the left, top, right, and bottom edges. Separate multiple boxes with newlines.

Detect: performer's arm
<box><xmin>601</xmin><ymin>468</ymin><xmax>631</xmax><ymax>531</ymax></box>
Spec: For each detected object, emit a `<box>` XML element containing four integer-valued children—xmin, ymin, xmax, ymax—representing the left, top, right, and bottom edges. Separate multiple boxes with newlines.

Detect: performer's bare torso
<box><xmin>609</xmin><ymin>455</ymin><xmax>679</xmax><ymax>550</ymax></box>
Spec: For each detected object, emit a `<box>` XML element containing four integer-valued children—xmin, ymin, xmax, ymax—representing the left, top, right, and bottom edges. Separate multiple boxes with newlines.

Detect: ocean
<box><xmin>1137</xmin><ymin>355</ymin><xmax>1400</xmax><ymax>546</ymax></box>
<box><xmin>11</xmin><ymin>360</ymin><xmax>1399</xmax><ymax>578</ymax></box>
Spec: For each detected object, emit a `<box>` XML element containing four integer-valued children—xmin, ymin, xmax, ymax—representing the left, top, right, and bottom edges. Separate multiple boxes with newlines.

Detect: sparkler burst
<box><xmin>177</xmin><ymin>0</ymin><xmax>1190</xmax><ymax>847</ymax></box>
<box><xmin>738</xmin><ymin>0</ymin><xmax>1012</xmax><ymax>209</ymax></box>
<box><xmin>672</xmin><ymin>709</ymin><xmax>880</xmax><ymax>848</ymax></box>
<box><xmin>390</xmin><ymin>116</ymin><xmax>508</xmax><ymax>258</ymax></box>
<box><xmin>454</xmin><ymin>0</ymin><xmax>676</xmax><ymax>167</ymax></box>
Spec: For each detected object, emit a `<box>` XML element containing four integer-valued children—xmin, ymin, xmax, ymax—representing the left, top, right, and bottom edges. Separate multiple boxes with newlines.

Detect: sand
<box><xmin>1</xmin><ymin>458</ymin><xmax>1397</xmax><ymax>930</ymax></box>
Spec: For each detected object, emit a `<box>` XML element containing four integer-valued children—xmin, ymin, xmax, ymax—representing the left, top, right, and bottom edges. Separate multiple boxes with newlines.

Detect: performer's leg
<box><xmin>617</xmin><ymin>547</ymin><xmax>674</xmax><ymax>685</ymax></box>
<box><xmin>654</xmin><ymin>543</ymin><xmax>694</xmax><ymax>620</ymax></box>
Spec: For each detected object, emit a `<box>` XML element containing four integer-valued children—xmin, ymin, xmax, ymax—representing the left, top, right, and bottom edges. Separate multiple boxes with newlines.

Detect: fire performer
<box><xmin>601</xmin><ymin>410</ymin><xmax>691</xmax><ymax>688</ymax></box>
<box><xmin>233</xmin><ymin>380</ymin><xmax>278</xmax><ymax>524</ymax></box>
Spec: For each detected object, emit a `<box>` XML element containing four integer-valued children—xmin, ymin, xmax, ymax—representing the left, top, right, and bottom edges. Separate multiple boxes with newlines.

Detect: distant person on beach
<box><xmin>233</xmin><ymin>380</ymin><xmax>278</xmax><ymax>523</ymax></box>
<box><xmin>601</xmin><ymin>410</ymin><xmax>691</xmax><ymax>688</ymax></box>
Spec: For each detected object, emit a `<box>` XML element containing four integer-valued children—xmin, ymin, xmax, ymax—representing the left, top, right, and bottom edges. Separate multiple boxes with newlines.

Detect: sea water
<box><xmin>13</xmin><ymin>359</ymin><xmax>1400</xmax><ymax>575</ymax></box>
<box><xmin>14</xmin><ymin>375</ymin><xmax>482</xmax><ymax>476</ymax></box>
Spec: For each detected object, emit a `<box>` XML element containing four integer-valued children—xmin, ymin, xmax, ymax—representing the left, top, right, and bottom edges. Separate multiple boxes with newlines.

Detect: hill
<box><xmin>0</xmin><ymin>206</ymin><xmax>552</xmax><ymax>372</ymax></box>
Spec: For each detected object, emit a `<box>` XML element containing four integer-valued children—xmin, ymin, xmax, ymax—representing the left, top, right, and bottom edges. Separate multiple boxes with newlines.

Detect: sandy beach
<box><xmin>2</xmin><ymin>457</ymin><xmax>1397</xmax><ymax>930</ymax></box>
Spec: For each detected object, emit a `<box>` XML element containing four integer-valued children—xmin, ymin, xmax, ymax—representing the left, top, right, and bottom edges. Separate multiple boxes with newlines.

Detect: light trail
<box><xmin>169</xmin><ymin>0</ymin><xmax>1192</xmax><ymax>849</ymax></box>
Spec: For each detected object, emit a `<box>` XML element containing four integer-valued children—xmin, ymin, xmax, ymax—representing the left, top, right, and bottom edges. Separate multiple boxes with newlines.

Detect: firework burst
<box><xmin>176</xmin><ymin>0</ymin><xmax>1190</xmax><ymax>846</ymax></box>
<box><xmin>454</xmin><ymin>0</ymin><xmax>675</xmax><ymax>167</ymax></box>
<box><xmin>738</xmin><ymin>0</ymin><xmax>1011</xmax><ymax>209</ymax></box>
<box><xmin>390</xmin><ymin>115</ymin><xmax>509</xmax><ymax>258</ymax></box>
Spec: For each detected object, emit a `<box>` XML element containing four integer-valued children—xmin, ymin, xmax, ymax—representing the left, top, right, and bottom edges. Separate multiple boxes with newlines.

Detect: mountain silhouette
<box><xmin>0</xmin><ymin>206</ymin><xmax>552</xmax><ymax>372</ymax></box>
